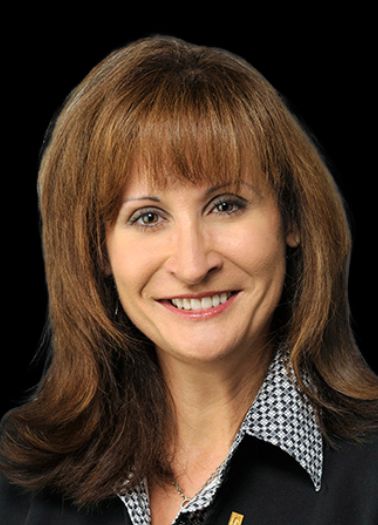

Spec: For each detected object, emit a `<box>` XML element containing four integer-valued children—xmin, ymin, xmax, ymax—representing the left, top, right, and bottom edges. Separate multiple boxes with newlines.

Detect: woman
<box><xmin>1</xmin><ymin>34</ymin><xmax>377</xmax><ymax>525</ymax></box>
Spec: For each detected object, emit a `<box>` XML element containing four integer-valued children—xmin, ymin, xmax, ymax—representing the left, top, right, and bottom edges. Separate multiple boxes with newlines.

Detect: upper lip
<box><xmin>157</xmin><ymin>290</ymin><xmax>239</xmax><ymax>300</ymax></box>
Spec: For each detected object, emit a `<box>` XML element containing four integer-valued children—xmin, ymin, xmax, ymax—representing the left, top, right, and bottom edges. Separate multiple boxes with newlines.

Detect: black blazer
<box><xmin>1</xmin><ymin>433</ymin><xmax>378</xmax><ymax>524</ymax></box>
<box><xmin>0</xmin><ymin>477</ymin><xmax>130</xmax><ymax>525</ymax></box>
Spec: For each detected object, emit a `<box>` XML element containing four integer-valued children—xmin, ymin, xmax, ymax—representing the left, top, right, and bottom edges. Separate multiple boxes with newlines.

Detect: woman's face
<box><xmin>105</xmin><ymin>169</ymin><xmax>299</xmax><ymax>365</ymax></box>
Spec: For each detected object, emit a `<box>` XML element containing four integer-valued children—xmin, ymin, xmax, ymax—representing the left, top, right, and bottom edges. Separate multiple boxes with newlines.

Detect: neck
<box><xmin>157</xmin><ymin>340</ymin><xmax>274</xmax><ymax>471</ymax></box>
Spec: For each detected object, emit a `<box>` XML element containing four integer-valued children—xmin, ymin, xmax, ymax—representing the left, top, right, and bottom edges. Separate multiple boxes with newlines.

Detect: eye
<box><xmin>211</xmin><ymin>195</ymin><xmax>246</xmax><ymax>215</ymax></box>
<box><xmin>128</xmin><ymin>208</ymin><xmax>164</xmax><ymax>231</ymax></box>
<box><xmin>127</xmin><ymin>195</ymin><xmax>247</xmax><ymax>232</ymax></box>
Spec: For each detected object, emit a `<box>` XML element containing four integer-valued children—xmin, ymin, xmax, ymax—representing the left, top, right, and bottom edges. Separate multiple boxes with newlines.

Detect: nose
<box><xmin>164</xmin><ymin>220</ymin><xmax>223</xmax><ymax>285</ymax></box>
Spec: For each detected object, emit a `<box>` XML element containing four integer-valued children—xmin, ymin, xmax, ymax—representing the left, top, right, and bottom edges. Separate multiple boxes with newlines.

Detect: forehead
<box><xmin>123</xmin><ymin>174</ymin><xmax>239</xmax><ymax>196</ymax></box>
<box><xmin>122</xmin><ymin>181</ymin><xmax>261</xmax><ymax>208</ymax></box>
<box><xmin>121</xmin><ymin>156</ymin><xmax>269</xmax><ymax>198</ymax></box>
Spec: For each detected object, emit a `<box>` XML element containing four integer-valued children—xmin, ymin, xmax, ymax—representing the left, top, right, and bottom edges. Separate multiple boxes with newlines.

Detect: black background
<box><xmin>1</xmin><ymin>11</ymin><xmax>376</xmax><ymax>417</ymax></box>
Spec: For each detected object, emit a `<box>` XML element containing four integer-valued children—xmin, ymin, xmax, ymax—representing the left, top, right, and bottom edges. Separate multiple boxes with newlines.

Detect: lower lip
<box><xmin>157</xmin><ymin>292</ymin><xmax>241</xmax><ymax>320</ymax></box>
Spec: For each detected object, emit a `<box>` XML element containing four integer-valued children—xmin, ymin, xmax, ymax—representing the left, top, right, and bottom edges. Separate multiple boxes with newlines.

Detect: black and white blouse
<box><xmin>118</xmin><ymin>345</ymin><xmax>323</xmax><ymax>525</ymax></box>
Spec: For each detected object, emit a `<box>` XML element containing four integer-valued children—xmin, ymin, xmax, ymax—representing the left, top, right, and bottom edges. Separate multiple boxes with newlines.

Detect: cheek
<box><xmin>221</xmin><ymin>217</ymin><xmax>286</xmax><ymax>275</ymax></box>
<box><xmin>106</xmin><ymin>233</ymin><xmax>151</xmax><ymax>290</ymax></box>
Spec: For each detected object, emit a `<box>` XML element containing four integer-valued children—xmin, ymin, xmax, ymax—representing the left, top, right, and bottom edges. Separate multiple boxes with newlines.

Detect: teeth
<box><xmin>171</xmin><ymin>292</ymin><xmax>232</xmax><ymax>310</ymax></box>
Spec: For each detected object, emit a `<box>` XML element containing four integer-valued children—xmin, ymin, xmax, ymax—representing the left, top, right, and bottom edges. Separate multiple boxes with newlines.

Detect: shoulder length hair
<box><xmin>1</xmin><ymin>34</ymin><xmax>377</xmax><ymax>508</ymax></box>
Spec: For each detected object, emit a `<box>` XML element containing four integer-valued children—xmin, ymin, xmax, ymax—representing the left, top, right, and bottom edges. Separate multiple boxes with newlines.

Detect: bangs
<box><xmin>129</xmin><ymin>84</ymin><xmax>265</xmax><ymax>192</ymax></box>
<box><xmin>99</xmin><ymin>71</ymin><xmax>272</xmax><ymax>225</ymax></box>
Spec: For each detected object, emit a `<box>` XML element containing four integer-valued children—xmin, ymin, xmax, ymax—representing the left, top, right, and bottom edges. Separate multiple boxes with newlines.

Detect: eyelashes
<box><xmin>126</xmin><ymin>195</ymin><xmax>248</xmax><ymax>232</ymax></box>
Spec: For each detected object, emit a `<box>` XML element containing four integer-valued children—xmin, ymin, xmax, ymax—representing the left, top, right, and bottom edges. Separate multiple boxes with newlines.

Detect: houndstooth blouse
<box><xmin>117</xmin><ymin>345</ymin><xmax>323</xmax><ymax>525</ymax></box>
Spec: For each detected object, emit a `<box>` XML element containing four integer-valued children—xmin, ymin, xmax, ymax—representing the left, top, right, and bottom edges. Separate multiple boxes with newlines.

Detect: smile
<box><xmin>171</xmin><ymin>291</ymin><xmax>236</xmax><ymax>310</ymax></box>
<box><xmin>157</xmin><ymin>291</ymin><xmax>240</xmax><ymax>320</ymax></box>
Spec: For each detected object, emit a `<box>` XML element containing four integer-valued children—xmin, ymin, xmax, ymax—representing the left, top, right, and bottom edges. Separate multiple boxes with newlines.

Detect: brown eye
<box><xmin>211</xmin><ymin>196</ymin><xmax>246</xmax><ymax>215</ymax></box>
<box><xmin>128</xmin><ymin>208</ymin><xmax>166</xmax><ymax>232</ymax></box>
<box><xmin>139</xmin><ymin>212</ymin><xmax>159</xmax><ymax>225</ymax></box>
<box><xmin>215</xmin><ymin>201</ymin><xmax>236</xmax><ymax>213</ymax></box>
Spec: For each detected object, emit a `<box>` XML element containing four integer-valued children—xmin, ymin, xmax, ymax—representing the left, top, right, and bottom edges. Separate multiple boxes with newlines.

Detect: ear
<box><xmin>100</xmin><ymin>251</ymin><xmax>113</xmax><ymax>277</ymax></box>
<box><xmin>286</xmin><ymin>226</ymin><xmax>300</xmax><ymax>248</ymax></box>
<box><xmin>102</xmin><ymin>224</ymin><xmax>113</xmax><ymax>277</ymax></box>
<box><xmin>103</xmin><ymin>261</ymin><xmax>113</xmax><ymax>277</ymax></box>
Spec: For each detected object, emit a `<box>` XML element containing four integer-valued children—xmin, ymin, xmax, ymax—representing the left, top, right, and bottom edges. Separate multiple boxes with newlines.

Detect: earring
<box><xmin>114</xmin><ymin>298</ymin><xmax>119</xmax><ymax>317</ymax></box>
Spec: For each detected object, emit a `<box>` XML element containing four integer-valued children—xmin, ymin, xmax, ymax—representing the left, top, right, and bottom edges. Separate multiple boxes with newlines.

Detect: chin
<box><xmin>161</xmin><ymin>342</ymin><xmax>236</xmax><ymax>365</ymax></box>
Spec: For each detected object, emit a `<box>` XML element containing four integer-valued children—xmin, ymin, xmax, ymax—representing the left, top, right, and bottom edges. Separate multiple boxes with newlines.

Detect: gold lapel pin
<box><xmin>228</xmin><ymin>511</ymin><xmax>245</xmax><ymax>525</ymax></box>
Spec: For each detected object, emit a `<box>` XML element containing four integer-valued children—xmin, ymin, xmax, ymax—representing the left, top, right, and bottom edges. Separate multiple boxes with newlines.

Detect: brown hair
<box><xmin>1</xmin><ymin>34</ymin><xmax>377</xmax><ymax>508</ymax></box>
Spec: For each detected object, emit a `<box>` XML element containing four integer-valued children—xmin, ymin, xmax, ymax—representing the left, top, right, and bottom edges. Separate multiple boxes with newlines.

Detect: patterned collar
<box><xmin>118</xmin><ymin>345</ymin><xmax>323</xmax><ymax>524</ymax></box>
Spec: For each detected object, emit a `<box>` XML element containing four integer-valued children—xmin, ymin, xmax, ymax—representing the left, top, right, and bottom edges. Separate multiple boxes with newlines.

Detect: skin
<box><xmin>105</xmin><ymin>168</ymin><xmax>300</xmax><ymax>516</ymax></box>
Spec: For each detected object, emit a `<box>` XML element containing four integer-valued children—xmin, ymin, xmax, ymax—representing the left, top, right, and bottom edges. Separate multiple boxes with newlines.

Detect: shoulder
<box><xmin>0</xmin><ymin>473</ymin><xmax>33</xmax><ymax>525</ymax></box>
<box><xmin>325</xmin><ymin>431</ymin><xmax>378</xmax><ymax>463</ymax></box>
<box><xmin>323</xmin><ymin>431</ymin><xmax>378</xmax><ymax>493</ymax></box>
<box><xmin>0</xmin><ymin>472</ymin><xmax>130</xmax><ymax>524</ymax></box>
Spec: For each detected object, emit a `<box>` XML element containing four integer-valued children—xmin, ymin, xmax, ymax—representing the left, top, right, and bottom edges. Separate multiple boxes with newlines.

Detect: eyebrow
<box><xmin>122</xmin><ymin>180</ymin><xmax>256</xmax><ymax>204</ymax></box>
